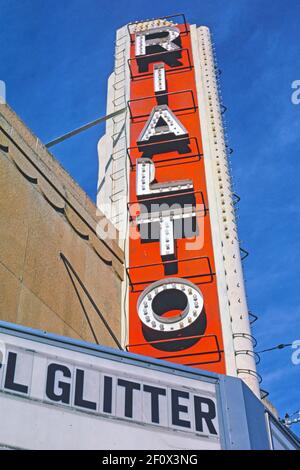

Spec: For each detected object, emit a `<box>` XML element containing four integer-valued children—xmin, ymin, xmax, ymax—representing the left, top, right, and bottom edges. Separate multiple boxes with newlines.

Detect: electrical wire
<box><xmin>289</xmin><ymin>409</ymin><xmax>300</xmax><ymax>418</ymax></box>
<box><xmin>257</xmin><ymin>343</ymin><xmax>293</xmax><ymax>354</ymax></box>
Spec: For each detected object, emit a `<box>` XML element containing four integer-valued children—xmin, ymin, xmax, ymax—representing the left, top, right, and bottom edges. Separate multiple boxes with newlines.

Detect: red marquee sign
<box><xmin>126</xmin><ymin>19</ymin><xmax>226</xmax><ymax>374</ymax></box>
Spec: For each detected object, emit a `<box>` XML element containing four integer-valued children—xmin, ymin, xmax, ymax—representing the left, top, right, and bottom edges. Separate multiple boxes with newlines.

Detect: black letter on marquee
<box><xmin>46</xmin><ymin>363</ymin><xmax>71</xmax><ymax>404</ymax></box>
<box><xmin>135</xmin><ymin>26</ymin><xmax>182</xmax><ymax>72</ymax></box>
<box><xmin>103</xmin><ymin>376</ymin><xmax>113</xmax><ymax>414</ymax></box>
<box><xmin>194</xmin><ymin>396</ymin><xmax>217</xmax><ymax>435</ymax></box>
<box><xmin>4</xmin><ymin>352</ymin><xmax>28</xmax><ymax>394</ymax></box>
<box><xmin>74</xmin><ymin>369</ymin><xmax>97</xmax><ymax>410</ymax></box>
<box><xmin>171</xmin><ymin>389</ymin><xmax>191</xmax><ymax>428</ymax></box>
<box><xmin>117</xmin><ymin>379</ymin><xmax>141</xmax><ymax>418</ymax></box>
<box><xmin>143</xmin><ymin>384</ymin><xmax>166</xmax><ymax>424</ymax></box>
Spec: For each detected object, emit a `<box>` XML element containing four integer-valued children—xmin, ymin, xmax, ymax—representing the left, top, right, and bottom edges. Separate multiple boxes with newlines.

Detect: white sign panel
<box><xmin>0</xmin><ymin>331</ymin><xmax>221</xmax><ymax>450</ymax></box>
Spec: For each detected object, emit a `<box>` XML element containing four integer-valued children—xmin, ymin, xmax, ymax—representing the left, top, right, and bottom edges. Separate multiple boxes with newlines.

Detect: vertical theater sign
<box><xmin>127</xmin><ymin>18</ymin><xmax>226</xmax><ymax>375</ymax></box>
<box><xmin>98</xmin><ymin>14</ymin><xmax>260</xmax><ymax>397</ymax></box>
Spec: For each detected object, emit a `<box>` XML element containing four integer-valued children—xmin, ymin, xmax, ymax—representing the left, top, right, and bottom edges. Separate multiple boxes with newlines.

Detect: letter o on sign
<box><xmin>137</xmin><ymin>278</ymin><xmax>204</xmax><ymax>332</ymax></box>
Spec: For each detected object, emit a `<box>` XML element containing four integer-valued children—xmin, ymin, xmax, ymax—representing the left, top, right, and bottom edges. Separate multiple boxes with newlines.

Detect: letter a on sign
<box><xmin>137</xmin><ymin>105</ymin><xmax>188</xmax><ymax>146</ymax></box>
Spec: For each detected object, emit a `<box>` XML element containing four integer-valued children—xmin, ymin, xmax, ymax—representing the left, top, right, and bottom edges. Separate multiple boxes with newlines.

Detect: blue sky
<box><xmin>1</xmin><ymin>0</ymin><xmax>300</xmax><ymax>434</ymax></box>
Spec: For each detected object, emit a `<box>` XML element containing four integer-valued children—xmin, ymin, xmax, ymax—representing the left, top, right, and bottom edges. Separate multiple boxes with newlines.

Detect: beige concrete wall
<box><xmin>0</xmin><ymin>104</ymin><xmax>124</xmax><ymax>349</ymax></box>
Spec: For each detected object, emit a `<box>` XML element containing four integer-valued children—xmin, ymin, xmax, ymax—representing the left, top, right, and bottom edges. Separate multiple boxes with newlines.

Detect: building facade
<box><xmin>0</xmin><ymin>104</ymin><xmax>123</xmax><ymax>348</ymax></box>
